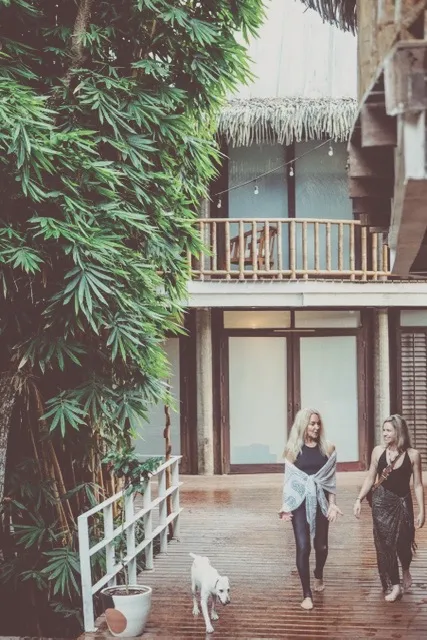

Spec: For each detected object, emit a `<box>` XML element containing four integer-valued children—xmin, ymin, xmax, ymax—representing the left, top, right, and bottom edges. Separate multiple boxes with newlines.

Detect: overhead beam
<box><xmin>361</xmin><ymin>104</ymin><xmax>397</xmax><ymax>147</ymax></box>
<box><xmin>389</xmin><ymin>179</ymin><xmax>427</xmax><ymax>274</ymax></box>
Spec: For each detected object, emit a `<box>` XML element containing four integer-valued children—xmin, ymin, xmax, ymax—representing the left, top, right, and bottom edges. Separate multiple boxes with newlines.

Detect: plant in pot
<box><xmin>100</xmin><ymin>448</ymin><xmax>162</xmax><ymax>638</ymax></box>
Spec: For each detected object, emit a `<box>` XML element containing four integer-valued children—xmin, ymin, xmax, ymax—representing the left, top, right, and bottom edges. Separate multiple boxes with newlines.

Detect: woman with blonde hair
<box><xmin>354</xmin><ymin>414</ymin><xmax>425</xmax><ymax>602</ymax></box>
<box><xmin>279</xmin><ymin>408</ymin><xmax>342</xmax><ymax>610</ymax></box>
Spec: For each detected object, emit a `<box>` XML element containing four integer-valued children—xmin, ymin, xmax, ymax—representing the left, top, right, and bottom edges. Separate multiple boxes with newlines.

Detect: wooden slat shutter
<box><xmin>400</xmin><ymin>330</ymin><xmax>427</xmax><ymax>466</ymax></box>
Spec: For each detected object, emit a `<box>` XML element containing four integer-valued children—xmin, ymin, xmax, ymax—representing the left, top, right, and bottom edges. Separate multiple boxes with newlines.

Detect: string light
<box><xmin>212</xmin><ymin>134</ymin><xmax>345</xmax><ymax>201</ymax></box>
<box><xmin>217</xmin><ymin>198</ymin><xmax>222</xmax><ymax>209</ymax></box>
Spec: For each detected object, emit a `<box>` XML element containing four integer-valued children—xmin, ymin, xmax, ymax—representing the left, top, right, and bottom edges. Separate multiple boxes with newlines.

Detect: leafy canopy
<box><xmin>0</xmin><ymin>0</ymin><xmax>265</xmax><ymax>634</ymax></box>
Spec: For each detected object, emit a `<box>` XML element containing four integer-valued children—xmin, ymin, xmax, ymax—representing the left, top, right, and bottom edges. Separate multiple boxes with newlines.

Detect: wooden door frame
<box><xmin>215</xmin><ymin>311</ymin><xmax>371</xmax><ymax>474</ymax></box>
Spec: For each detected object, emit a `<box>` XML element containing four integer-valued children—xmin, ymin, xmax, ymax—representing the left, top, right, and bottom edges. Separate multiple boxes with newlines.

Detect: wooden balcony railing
<box><xmin>189</xmin><ymin>218</ymin><xmax>390</xmax><ymax>281</ymax></box>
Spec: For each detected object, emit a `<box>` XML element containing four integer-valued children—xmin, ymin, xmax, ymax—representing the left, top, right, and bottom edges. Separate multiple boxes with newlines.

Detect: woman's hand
<box><xmin>353</xmin><ymin>498</ymin><xmax>362</xmax><ymax>518</ymax></box>
<box><xmin>327</xmin><ymin>503</ymin><xmax>343</xmax><ymax>523</ymax></box>
<box><xmin>278</xmin><ymin>510</ymin><xmax>293</xmax><ymax>521</ymax></box>
<box><xmin>415</xmin><ymin>512</ymin><xmax>425</xmax><ymax>529</ymax></box>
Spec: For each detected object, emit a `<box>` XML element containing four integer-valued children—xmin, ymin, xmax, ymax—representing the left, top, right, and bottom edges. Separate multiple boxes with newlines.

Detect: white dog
<box><xmin>190</xmin><ymin>553</ymin><xmax>231</xmax><ymax>634</ymax></box>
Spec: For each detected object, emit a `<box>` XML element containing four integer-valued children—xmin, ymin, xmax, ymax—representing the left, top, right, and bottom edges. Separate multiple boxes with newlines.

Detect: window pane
<box><xmin>300</xmin><ymin>336</ymin><xmax>359</xmax><ymax>462</ymax></box>
<box><xmin>401</xmin><ymin>310</ymin><xmax>427</xmax><ymax>327</ymax></box>
<box><xmin>229</xmin><ymin>337</ymin><xmax>287</xmax><ymax>463</ymax></box>
<box><xmin>228</xmin><ymin>143</ymin><xmax>288</xmax><ymax>219</ymax></box>
<box><xmin>295</xmin><ymin>141</ymin><xmax>351</xmax><ymax>220</ymax></box>
<box><xmin>295</xmin><ymin>310</ymin><xmax>360</xmax><ymax>328</ymax></box>
<box><xmin>224</xmin><ymin>310</ymin><xmax>291</xmax><ymax>329</ymax></box>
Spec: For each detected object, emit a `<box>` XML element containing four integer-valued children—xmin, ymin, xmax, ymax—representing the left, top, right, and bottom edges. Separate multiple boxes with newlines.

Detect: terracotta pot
<box><xmin>101</xmin><ymin>585</ymin><xmax>152</xmax><ymax>637</ymax></box>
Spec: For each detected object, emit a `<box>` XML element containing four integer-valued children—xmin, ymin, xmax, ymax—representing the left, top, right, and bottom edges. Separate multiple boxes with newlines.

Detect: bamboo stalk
<box><xmin>264</xmin><ymin>221</ymin><xmax>270</xmax><ymax>272</ymax></box>
<box><xmin>239</xmin><ymin>220</ymin><xmax>244</xmax><ymax>280</ymax></box>
<box><xmin>326</xmin><ymin>222</ymin><xmax>331</xmax><ymax>271</ymax></box>
<box><xmin>290</xmin><ymin>219</ymin><xmax>296</xmax><ymax>279</ymax></box>
<box><xmin>314</xmin><ymin>222</ymin><xmax>319</xmax><ymax>272</ymax></box>
<box><xmin>350</xmin><ymin>223</ymin><xmax>355</xmax><ymax>281</ymax></box>
<box><xmin>339</xmin><ymin>223</ymin><xmax>344</xmax><ymax>271</ymax></box>
<box><xmin>199</xmin><ymin>220</ymin><xmax>205</xmax><ymax>281</ymax></box>
<box><xmin>252</xmin><ymin>220</ymin><xmax>258</xmax><ymax>280</ymax></box>
<box><xmin>361</xmin><ymin>226</ymin><xmax>367</xmax><ymax>281</ymax></box>
<box><xmin>47</xmin><ymin>441</ymin><xmax>76</xmax><ymax>527</ymax></box>
<box><xmin>225</xmin><ymin>220</ymin><xmax>231</xmax><ymax>280</ymax></box>
<box><xmin>277</xmin><ymin>221</ymin><xmax>283</xmax><ymax>279</ymax></box>
<box><xmin>372</xmin><ymin>233</ymin><xmax>378</xmax><ymax>280</ymax></box>
<box><xmin>212</xmin><ymin>221</ymin><xmax>217</xmax><ymax>272</ymax></box>
<box><xmin>303</xmin><ymin>221</ymin><xmax>308</xmax><ymax>279</ymax></box>
<box><xmin>383</xmin><ymin>240</ymin><xmax>389</xmax><ymax>276</ymax></box>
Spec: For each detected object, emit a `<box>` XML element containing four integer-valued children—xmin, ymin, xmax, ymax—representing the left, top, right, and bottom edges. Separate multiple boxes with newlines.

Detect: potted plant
<box><xmin>100</xmin><ymin>448</ymin><xmax>162</xmax><ymax>638</ymax></box>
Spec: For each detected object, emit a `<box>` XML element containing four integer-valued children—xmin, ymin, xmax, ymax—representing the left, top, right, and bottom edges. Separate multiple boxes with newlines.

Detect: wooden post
<box><xmin>239</xmin><ymin>220</ymin><xmax>244</xmax><ymax>280</ymax></box>
<box><xmin>290</xmin><ymin>220</ymin><xmax>296</xmax><ymax>279</ymax></box>
<box><xmin>277</xmin><ymin>221</ymin><xmax>283</xmax><ymax>279</ymax></box>
<box><xmin>252</xmin><ymin>220</ymin><xmax>258</xmax><ymax>280</ymax></box>
<box><xmin>303</xmin><ymin>221</ymin><xmax>308</xmax><ymax>279</ymax></box>
<box><xmin>225</xmin><ymin>221</ymin><xmax>231</xmax><ymax>280</ymax></box>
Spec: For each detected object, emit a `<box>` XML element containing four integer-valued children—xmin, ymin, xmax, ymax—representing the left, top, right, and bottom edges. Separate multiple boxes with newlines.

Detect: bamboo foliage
<box><xmin>0</xmin><ymin>0</ymin><xmax>265</xmax><ymax>635</ymax></box>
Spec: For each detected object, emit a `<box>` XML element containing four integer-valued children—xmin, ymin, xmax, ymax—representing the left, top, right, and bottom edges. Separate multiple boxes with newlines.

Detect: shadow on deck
<box><xmin>83</xmin><ymin>472</ymin><xmax>427</xmax><ymax>639</ymax></box>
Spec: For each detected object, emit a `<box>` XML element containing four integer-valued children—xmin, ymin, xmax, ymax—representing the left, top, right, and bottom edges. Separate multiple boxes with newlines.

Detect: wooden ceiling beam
<box><xmin>361</xmin><ymin>104</ymin><xmax>397</xmax><ymax>147</ymax></box>
<box><xmin>348</xmin><ymin>142</ymin><xmax>394</xmax><ymax>179</ymax></box>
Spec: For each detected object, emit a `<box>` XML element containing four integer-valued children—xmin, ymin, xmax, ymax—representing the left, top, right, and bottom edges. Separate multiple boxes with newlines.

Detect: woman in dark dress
<box><xmin>279</xmin><ymin>408</ymin><xmax>342</xmax><ymax>610</ymax></box>
<box><xmin>354</xmin><ymin>414</ymin><xmax>425</xmax><ymax>601</ymax></box>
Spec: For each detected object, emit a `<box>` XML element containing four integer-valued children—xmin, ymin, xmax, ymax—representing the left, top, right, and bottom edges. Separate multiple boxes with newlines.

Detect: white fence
<box><xmin>77</xmin><ymin>455</ymin><xmax>183</xmax><ymax>632</ymax></box>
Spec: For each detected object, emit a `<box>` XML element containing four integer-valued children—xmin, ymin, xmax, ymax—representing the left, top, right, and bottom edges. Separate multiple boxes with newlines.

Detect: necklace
<box><xmin>386</xmin><ymin>447</ymin><xmax>399</xmax><ymax>464</ymax></box>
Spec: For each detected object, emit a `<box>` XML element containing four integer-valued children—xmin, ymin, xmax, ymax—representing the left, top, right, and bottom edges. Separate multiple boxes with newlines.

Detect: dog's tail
<box><xmin>189</xmin><ymin>553</ymin><xmax>198</xmax><ymax>560</ymax></box>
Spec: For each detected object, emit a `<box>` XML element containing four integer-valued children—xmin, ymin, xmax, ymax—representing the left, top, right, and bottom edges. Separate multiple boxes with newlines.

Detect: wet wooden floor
<box><xmin>88</xmin><ymin>472</ymin><xmax>427</xmax><ymax>639</ymax></box>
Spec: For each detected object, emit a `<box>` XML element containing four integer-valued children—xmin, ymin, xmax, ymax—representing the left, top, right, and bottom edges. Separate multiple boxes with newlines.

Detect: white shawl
<box><xmin>281</xmin><ymin>450</ymin><xmax>337</xmax><ymax>537</ymax></box>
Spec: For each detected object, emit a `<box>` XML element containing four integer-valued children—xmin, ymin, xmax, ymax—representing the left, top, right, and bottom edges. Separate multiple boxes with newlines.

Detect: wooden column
<box><xmin>195</xmin><ymin>308</ymin><xmax>214</xmax><ymax>475</ymax></box>
<box><xmin>374</xmin><ymin>308</ymin><xmax>391</xmax><ymax>445</ymax></box>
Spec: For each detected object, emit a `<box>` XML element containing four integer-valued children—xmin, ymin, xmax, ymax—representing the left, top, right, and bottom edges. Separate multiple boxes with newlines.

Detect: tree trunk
<box><xmin>0</xmin><ymin>373</ymin><xmax>17</xmax><ymax>505</ymax></box>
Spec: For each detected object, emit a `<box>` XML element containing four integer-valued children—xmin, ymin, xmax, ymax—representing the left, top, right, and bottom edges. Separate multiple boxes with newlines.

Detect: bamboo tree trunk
<box><xmin>0</xmin><ymin>374</ymin><xmax>17</xmax><ymax>505</ymax></box>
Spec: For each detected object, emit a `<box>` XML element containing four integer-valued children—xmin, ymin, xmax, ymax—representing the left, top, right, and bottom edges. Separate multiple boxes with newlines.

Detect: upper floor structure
<box><xmin>300</xmin><ymin>1</ymin><xmax>427</xmax><ymax>277</ymax></box>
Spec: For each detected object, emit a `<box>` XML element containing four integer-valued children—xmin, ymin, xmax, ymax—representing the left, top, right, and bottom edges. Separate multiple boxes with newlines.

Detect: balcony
<box><xmin>189</xmin><ymin>218</ymin><xmax>389</xmax><ymax>282</ymax></box>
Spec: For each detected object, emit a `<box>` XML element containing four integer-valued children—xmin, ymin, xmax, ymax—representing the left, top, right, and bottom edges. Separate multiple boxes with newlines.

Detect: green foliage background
<box><xmin>0</xmin><ymin>0</ymin><xmax>264</xmax><ymax>634</ymax></box>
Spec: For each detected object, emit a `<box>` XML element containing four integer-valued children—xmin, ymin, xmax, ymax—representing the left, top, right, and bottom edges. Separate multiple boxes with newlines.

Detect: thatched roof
<box><xmin>218</xmin><ymin>97</ymin><xmax>357</xmax><ymax>147</ymax></box>
<box><xmin>299</xmin><ymin>1</ymin><xmax>356</xmax><ymax>33</ymax></box>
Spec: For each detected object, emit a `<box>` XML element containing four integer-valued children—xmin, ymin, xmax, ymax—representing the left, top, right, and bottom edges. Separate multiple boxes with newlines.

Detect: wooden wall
<box><xmin>357</xmin><ymin>0</ymin><xmax>426</xmax><ymax>99</ymax></box>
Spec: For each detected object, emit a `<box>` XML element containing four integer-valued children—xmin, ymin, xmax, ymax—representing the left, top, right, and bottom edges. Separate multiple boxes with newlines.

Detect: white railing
<box><xmin>78</xmin><ymin>455</ymin><xmax>182</xmax><ymax>632</ymax></box>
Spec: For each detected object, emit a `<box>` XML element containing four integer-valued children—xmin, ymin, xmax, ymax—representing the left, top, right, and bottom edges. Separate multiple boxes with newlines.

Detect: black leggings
<box><xmin>291</xmin><ymin>500</ymin><xmax>329</xmax><ymax>599</ymax></box>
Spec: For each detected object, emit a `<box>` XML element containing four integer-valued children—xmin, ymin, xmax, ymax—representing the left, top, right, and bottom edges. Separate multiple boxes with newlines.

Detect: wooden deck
<box><xmin>86</xmin><ymin>472</ymin><xmax>427</xmax><ymax>639</ymax></box>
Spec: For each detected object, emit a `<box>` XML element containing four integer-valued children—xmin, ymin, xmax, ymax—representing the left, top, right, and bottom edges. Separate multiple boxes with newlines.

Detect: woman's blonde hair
<box><xmin>383</xmin><ymin>414</ymin><xmax>411</xmax><ymax>452</ymax></box>
<box><xmin>283</xmin><ymin>408</ymin><xmax>329</xmax><ymax>462</ymax></box>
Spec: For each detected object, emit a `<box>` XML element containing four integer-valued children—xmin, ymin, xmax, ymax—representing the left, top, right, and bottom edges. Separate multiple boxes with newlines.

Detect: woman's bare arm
<box><xmin>353</xmin><ymin>446</ymin><xmax>381</xmax><ymax>518</ymax></box>
<box><xmin>411</xmin><ymin>449</ymin><xmax>425</xmax><ymax>528</ymax></box>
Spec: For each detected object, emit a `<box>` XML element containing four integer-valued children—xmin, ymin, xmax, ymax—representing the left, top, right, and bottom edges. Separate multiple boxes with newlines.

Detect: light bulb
<box><xmin>289</xmin><ymin>165</ymin><xmax>294</xmax><ymax>177</ymax></box>
<box><xmin>328</xmin><ymin>144</ymin><xmax>334</xmax><ymax>157</ymax></box>
<box><xmin>254</xmin><ymin>184</ymin><xmax>259</xmax><ymax>195</ymax></box>
<box><xmin>217</xmin><ymin>198</ymin><xmax>222</xmax><ymax>209</ymax></box>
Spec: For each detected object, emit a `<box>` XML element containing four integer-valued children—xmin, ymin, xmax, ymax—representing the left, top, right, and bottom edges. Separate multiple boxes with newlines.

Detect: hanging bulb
<box><xmin>289</xmin><ymin>165</ymin><xmax>294</xmax><ymax>177</ymax></box>
<box><xmin>254</xmin><ymin>184</ymin><xmax>259</xmax><ymax>195</ymax></box>
<box><xmin>217</xmin><ymin>198</ymin><xmax>222</xmax><ymax>209</ymax></box>
<box><xmin>328</xmin><ymin>144</ymin><xmax>334</xmax><ymax>157</ymax></box>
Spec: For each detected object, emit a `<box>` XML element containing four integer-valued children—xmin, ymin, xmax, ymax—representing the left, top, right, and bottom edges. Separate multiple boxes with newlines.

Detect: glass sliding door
<box><xmin>229</xmin><ymin>337</ymin><xmax>287</xmax><ymax>464</ymax></box>
<box><xmin>299</xmin><ymin>335</ymin><xmax>359</xmax><ymax>462</ymax></box>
